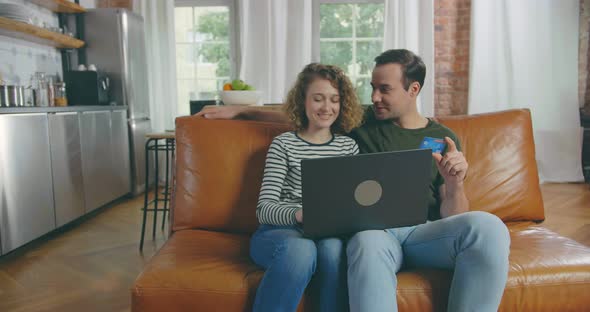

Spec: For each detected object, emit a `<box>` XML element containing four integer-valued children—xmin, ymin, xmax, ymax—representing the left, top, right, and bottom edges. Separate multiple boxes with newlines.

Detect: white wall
<box><xmin>79</xmin><ymin>0</ymin><xmax>96</xmax><ymax>9</ymax></box>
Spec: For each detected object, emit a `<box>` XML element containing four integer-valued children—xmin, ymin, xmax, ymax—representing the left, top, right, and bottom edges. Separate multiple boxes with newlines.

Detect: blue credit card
<box><xmin>419</xmin><ymin>137</ymin><xmax>446</xmax><ymax>154</ymax></box>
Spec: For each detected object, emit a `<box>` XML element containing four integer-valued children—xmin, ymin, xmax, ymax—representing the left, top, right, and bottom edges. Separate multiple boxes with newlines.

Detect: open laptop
<box><xmin>301</xmin><ymin>149</ymin><xmax>432</xmax><ymax>238</ymax></box>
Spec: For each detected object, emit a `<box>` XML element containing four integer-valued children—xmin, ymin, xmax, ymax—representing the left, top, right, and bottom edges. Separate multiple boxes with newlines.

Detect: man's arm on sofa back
<box><xmin>196</xmin><ymin>105</ymin><xmax>290</xmax><ymax>124</ymax></box>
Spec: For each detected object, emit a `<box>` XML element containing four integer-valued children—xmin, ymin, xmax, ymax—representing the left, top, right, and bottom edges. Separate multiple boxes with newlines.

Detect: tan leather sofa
<box><xmin>132</xmin><ymin>109</ymin><xmax>590</xmax><ymax>311</ymax></box>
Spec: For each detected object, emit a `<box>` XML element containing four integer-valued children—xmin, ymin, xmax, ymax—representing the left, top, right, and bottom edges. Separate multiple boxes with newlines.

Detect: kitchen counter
<box><xmin>0</xmin><ymin>105</ymin><xmax>128</xmax><ymax>114</ymax></box>
<box><xmin>0</xmin><ymin>107</ymin><xmax>132</xmax><ymax>255</ymax></box>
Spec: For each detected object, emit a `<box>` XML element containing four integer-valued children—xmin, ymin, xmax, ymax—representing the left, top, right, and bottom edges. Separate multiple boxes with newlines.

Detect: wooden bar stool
<box><xmin>139</xmin><ymin>132</ymin><xmax>175</xmax><ymax>251</ymax></box>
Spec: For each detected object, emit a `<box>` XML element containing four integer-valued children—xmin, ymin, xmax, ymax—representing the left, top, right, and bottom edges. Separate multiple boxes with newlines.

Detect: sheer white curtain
<box><xmin>383</xmin><ymin>0</ymin><xmax>434</xmax><ymax>117</ymax></box>
<box><xmin>237</xmin><ymin>0</ymin><xmax>312</xmax><ymax>104</ymax></box>
<box><xmin>468</xmin><ymin>0</ymin><xmax>584</xmax><ymax>182</ymax></box>
<box><xmin>133</xmin><ymin>0</ymin><xmax>178</xmax><ymax>132</ymax></box>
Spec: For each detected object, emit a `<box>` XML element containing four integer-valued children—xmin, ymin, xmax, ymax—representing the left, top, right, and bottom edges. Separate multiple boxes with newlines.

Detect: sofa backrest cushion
<box><xmin>173</xmin><ymin>109</ymin><xmax>544</xmax><ymax>234</ymax></box>
<box><xmin>172</xmin><ymin>118</ymin><xmax>292</xmax><ymax>233</ymax></box>
<box><xmin>436</xmin><ymin>109</ymin><xmax>544</xmax><ymax>222</ymax></box>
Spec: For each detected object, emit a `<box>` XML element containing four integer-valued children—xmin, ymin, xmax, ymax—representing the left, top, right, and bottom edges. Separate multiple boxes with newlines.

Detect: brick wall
<box><xmin>580</xmin><ymin>0</ymin><xmax>590</xmax><ymax>115</ymax></box>
<box><xmin>433</xmin><ymin>0</ymin><xmax>471</xmax><ymax>116</ymax></box>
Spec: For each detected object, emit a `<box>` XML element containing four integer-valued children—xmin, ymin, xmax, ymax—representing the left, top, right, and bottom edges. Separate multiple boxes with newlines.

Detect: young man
<box><xmin>197</xmin><ymin>49</ymin><xmax>510</xmax><ymax>312</ymax></box>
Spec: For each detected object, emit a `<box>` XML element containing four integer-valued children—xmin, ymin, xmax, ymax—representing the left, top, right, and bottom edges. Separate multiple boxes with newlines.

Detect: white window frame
<box><xmin>312</xmin><ymin>0</ymin><xmax>384</xmax><ymax>104</ymax></box>
<box><xmin>312</xmin><ymin>0</ymin><xmax>384</xmax><ymax>62</ymax></box>
<box><xmin>174</xmin><ymin>0</ymin><xmax>238</xmax><ymax>89</ymax></box>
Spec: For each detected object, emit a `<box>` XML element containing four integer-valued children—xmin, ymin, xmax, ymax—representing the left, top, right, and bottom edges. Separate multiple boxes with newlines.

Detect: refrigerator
<box><xmin>82</xmin><ymin>8</ymin><xmax>154</xmax><ymax>195</ymax></box>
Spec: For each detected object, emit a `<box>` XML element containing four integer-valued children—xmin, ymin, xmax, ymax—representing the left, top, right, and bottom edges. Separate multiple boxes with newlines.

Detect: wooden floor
<box><xmin>0</xmin><ymin>190</ymin><xmax>168</xmax><ymax>312</ymax></box>
<box><xmin>0</xmin><ymin>183</ymin><xmax>588</xmax><ymax>312</ymax></box>
<box><xmin>538</xmin><ymin>183</ymin><xmax>590</xmax><ymax>246</ymax></box>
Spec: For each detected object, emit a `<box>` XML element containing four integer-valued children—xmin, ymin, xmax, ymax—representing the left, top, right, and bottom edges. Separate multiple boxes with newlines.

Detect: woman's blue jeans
<box><xmin>250</xmin><ymin>224</ymin><xmax>347</xmax><ymax>312</ymax></box>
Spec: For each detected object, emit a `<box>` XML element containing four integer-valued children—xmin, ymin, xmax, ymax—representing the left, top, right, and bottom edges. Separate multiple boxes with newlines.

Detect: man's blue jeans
<box><xmin>250</xmin><ymin>211</ymin><xmax>510</xmax><ymax>312</ymax></box>
<box><xmin>347</xmin><ymin>211</ymin><xmax>511</xmax><ymax>312</ymax></box>
<box><xmin>250</xmin><ymin>224</ymin><xmax>347</xmax><ymax>312</ymax></box>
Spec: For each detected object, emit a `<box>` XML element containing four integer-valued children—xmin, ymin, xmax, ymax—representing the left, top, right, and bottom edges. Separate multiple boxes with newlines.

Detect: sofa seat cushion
<box><xmin>133</xmin><ymin>224</ymin><xmax>590</xmax><ymax>312</ymax></box>
<box><xmin>500</xmin><ymin>222</ymin><xmax>590</xmax><ymax>311</ymax></box>
<box><xmin>131</xmin><ymin>230</ymin><xmax>311</xmax><ymax>312</ymax></box>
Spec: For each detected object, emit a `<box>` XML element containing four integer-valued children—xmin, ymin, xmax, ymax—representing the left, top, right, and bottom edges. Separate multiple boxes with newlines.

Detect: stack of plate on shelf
<box><xmin>0</xmin><ymin>3</ymin><xmax>32</xmax><ymax>24</ymax></box>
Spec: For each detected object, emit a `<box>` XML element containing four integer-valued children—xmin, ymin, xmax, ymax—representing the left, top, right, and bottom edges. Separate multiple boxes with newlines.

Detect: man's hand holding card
<box><xmin>428</xmin><ymin>137</ymin><xmax>468</xmax><ymax>186</ymax></box>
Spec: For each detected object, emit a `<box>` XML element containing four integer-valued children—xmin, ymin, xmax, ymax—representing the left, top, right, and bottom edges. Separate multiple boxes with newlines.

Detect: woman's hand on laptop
<box><xmin>295</xmin><ymin>209</ymin><xmax>303</xmax><ymax>224</ymax></box>
<box><xmin>432</xmin><ymin>137</ymin><xmax>468</xmax><ymax>187</ymax></box>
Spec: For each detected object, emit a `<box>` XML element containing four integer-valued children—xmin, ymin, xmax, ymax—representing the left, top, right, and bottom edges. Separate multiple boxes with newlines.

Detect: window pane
<box><xmin>177</xmin><ymin>79</ymin><xmax>196</xmax><ymax>116</ymax></box>
<box><xmin>175</xmin><ymin>7</ymin><xmax>194</xmax><ymax>43</ymax></box>
<box><xmin>320</xmin><ymin>4</ymin><xmax>353</xmax><ymax>38</ymax></box>
<box><xmin>357</xmin><ymin>40</ymin><xmax>382</xmax><ymax>76</ymax></box>
<box><xmin>356</xmin><ymin>3</ymin><xmax>384</xmax><ymax>38</ymax></box>
<box><xmin>194</xmin><ymin>7</ymin><xmax>229</xmax><ymax>42</ymax></box>
<box><xmin>320</xmin><ymin>41</ymin><xmax>353</xmax><ymax>72</ymax></box>
<box><xmin>176</xmin><ymin>43</ymin><xmax>195</xmax><ymax>79</ymax></box>
<box><xmin>196</xmin><ymin>79</ymin><xmax>219</xmax><ymax>100</ymax></box>
<box><xmin>317</xmin><ymin>3</ymin><xmax>385</xmax><ymax>105</ymax></box>
<box><xmin>355</xmin><ymin>77</ymin><xmax>372</xmax><ymax>105</ymax></box>
<box><xmin>197</xmin><ymin>42</ymin><xmax>230</xmax><ymax>77</ymax></box>
<box><xmin>175</xmin><ymin>5</ymin><xmax>232</xmax><ymax>114</ymax></box>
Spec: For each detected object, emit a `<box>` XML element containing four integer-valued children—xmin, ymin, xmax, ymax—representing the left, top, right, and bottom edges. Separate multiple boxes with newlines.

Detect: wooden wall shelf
<box><xmin>29</xmin><ymin>0</ymin><xmax>86</xmax><ymax>13</ymax></box>
<box><xmin>0</xmin><ymin>17</ymin><xmax>84</xmax><ymax>49</ymax></box>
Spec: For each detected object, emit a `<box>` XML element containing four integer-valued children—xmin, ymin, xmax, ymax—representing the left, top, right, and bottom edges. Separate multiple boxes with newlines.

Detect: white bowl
<box><xmin>219</xmin><ymin>90</ymin><xmax>262</xmax><ymax>105</ymax></box>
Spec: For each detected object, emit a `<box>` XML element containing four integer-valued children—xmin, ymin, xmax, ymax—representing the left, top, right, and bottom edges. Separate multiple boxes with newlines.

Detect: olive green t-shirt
<box><xmin>348</xmin><ymin>107</ymin><xmax>462</xmax><ymax>221</ymax></box>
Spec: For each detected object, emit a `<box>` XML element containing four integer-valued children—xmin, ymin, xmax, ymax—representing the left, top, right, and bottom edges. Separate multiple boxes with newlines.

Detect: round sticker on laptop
<box><xmin>354</xmin><ymin>180</ymin><xmax>382</xmax><ymax>207</ymax></box>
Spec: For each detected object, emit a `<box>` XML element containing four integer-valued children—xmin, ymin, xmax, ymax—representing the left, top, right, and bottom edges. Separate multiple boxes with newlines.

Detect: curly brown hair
<box><xmin>283</xmin><ymin>63</ymin><xmax>364</xmax><ymax>134</ymax></box>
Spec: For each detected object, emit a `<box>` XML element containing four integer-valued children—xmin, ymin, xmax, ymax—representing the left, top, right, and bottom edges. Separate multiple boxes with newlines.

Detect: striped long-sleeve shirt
<box><xmin>257</xmin><ymin>131</ymin><xmax>359</xmax><ymax>225</ymax></box>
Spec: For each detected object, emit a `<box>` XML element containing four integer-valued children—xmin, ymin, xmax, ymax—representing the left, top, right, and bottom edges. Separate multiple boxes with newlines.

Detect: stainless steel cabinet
<box><xmin>48</xmin><ymin>112</ymin><xmax>86</xmax><ymax>227</ymax></box>
<box><xmin>80</xmin><ymin>110</ymin><xmax>132</xmax><ymax>212</ymax></box>
<box><xmin>80</xmin><ymin>111</ymin><xmax>114</xmax><ymax>212</ymax></box>
<box><xmin>129</xmin><ymin>117</ymin><xmax>153</xmax><ymax>195</ymax></box>
<box><xmin>110</xmin><ymin>110</ymin><xmax>131</xmax><ymax>198</ymax></box>
<box><xmin>0</xmin><ymin>114</ymin><xmax>56</xmax><ymax>254</ymax></box>
<box><xmin>0</xmin><ymin>109</ymin><xmax>132</xmax><ymax>255</ymax></box>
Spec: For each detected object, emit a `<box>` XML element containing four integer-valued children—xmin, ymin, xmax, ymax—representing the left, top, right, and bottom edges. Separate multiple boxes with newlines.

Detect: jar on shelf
<box><xmin>31</xmin><ymin>72</ymin><xmax>48</xmax><ymax>107</ymax></box>
<box><xmin>54</xmin><ymin>82</ymin><xmax>67</xmax><ymax>106</ymax></box>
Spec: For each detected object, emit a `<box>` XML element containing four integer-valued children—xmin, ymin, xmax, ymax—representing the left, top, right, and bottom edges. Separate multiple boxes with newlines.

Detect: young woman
<box><xmin>250</xmin><ymin>63</ymin><xmax>364</xmax><ymax>312</ymax></box>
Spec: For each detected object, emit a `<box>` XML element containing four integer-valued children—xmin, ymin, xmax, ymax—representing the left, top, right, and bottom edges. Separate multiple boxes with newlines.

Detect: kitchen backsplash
<box><xmin>0</xmin><ymin>0</ymin><xmax>95</xmax><ymax>86</ymax></box>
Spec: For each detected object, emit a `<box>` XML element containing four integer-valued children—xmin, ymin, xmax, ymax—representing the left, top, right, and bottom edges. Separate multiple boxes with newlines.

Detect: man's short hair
<box><xmin>374</xmin><ymin>49</ymin><xmax>426</xmax><ymax>92</ymax></box>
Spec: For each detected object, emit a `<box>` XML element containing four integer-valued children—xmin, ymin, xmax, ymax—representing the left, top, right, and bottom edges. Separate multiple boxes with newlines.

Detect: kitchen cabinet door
<box><xmin>0</xmin><ymin>113</ymin><xmax>56</xmax><ymax>254</ymax></box>
<box><xmin>48</xmin><ymin>112</ymin><xmax>85</xmax><ymax>227</ymax></box>
<box><xmin>80</xmin><ymin>111</ymin><xmax>113</xmax><ymax>212</ymax></box>
<box><xmin>110</xmin><ymin>110</ymin><xmax>131</xmax><ymax>198</ymax></box>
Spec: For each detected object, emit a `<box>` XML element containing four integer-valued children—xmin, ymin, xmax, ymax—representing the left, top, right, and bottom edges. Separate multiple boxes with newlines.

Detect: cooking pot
<box><xmin>0</xmin><ymin>85</ymin><xmax>25</xmax><ymax>107</ymax></box>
